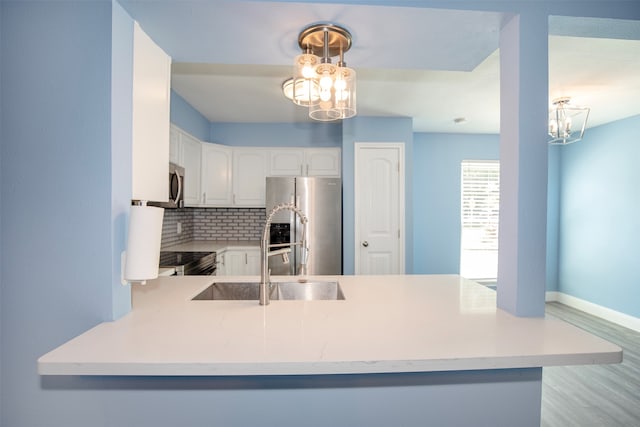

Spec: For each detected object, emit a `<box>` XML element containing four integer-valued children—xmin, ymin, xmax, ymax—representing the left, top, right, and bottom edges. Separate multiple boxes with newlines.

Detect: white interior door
<box><xmin>355</xmin><ymin>143</ymin><xmax>405</xmax><ymax>274</ymax></box>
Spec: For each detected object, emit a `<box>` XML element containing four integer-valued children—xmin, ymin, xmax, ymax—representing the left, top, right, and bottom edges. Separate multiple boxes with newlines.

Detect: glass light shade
<box><xmin>293</xmin><ymin>53</ymin><xmax>320</xmax><ymax>107</ymax></box>
<box><xmin>283</xmin><ymin>78</ymin><xmax>320</xmax><ymax>107</ymax></box>
<box><xmin>548</xmin><ymin>100</ymin><xmax>590</xmax><ymax>145</ymax></box>
<box><xmin>309</xmin><ymin>63</ymin><xmax>340</xmax><ymax>121</ymax></box>
<box><xmin>282</xmin><ymin>78</ymin><xmax>295</xmax><ymax>99</ymax></box>
<box><xmin>294</xmin><ymin>53</ymin><xmax>318</xmax><ymax>79</ymax></box>
<box><xmin>332</xmin><ymin>66</ymin><xmax>356</xmax><ymax>119</ymax></box>
<box><xmin>309</xmin><ymin>98</ymin><xmax>340</xmax><ymax>121</ymax></box>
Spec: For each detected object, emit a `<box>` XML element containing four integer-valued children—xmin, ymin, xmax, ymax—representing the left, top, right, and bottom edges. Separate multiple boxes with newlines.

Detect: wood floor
<box><xmin>542</xmin><ymin>302</ymin><xmax>640</xmax><ymax>426</ymax></box>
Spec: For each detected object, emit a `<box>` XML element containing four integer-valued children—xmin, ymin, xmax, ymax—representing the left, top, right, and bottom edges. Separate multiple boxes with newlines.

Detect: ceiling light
<box><xmin>548</xmin><ymin>97</ymin><xmax>590</xmax><ymax>145</ymax></box>
<box><xmin>284</xmin><ymin>23</ymin><xmax>356</xmax><ymax>121</ymax></box>
<box><xmin>282</xmin><ymin>78</ymin><xmax>319</xmax><ymax>107</ymax></box>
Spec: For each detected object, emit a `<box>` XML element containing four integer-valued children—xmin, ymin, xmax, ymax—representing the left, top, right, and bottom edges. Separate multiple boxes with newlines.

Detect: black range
<box><xmin>159</xmin><ymin>251</ymin><xmax>216</xmax><ymax>276</ymax></box>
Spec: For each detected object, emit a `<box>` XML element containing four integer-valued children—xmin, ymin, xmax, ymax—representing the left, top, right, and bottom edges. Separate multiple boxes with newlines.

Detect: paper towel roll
<box><xmin>124</xmin><ymin>205</ymin><xmax>164</xmax><ymax>283</ymax></box>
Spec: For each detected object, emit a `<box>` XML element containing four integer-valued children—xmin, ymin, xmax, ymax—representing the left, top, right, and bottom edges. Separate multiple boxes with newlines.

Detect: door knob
<box><xmin>362</xmin><ymin>241</ymin><xmax>369</xmax><ymax>247</ymax></box>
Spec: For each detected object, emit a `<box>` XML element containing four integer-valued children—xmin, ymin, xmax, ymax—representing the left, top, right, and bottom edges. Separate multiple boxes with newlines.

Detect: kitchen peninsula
<box><xmin>38</xmin><ymin>275</ymin><xmax>621</xmax><ymax>425</ymax></box>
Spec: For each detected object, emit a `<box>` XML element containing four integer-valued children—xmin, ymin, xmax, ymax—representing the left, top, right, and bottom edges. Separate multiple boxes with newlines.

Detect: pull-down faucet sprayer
<box><xmin>260</xmin><ymin>203</ymin><xmax>309</xmax><ymax>305</ymax></box>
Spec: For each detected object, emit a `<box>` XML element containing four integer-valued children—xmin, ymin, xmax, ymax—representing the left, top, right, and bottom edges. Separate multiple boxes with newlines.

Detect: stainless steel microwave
<box><xmin>146</xmin><ymin>163</ymin><xmax>184</xmax><ymax>209</ymax></box>
<box><xmin>168</xmin><ymin>163</ymin><xmax>184</xmax><ymax>208</ymax></box>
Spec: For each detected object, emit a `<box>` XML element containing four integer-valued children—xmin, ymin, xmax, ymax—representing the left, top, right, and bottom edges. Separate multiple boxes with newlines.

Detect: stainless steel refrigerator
<box><xmin>265</xmin><ymin>176</ymin><xmax>342</xmax><ymax>275</ymax></box>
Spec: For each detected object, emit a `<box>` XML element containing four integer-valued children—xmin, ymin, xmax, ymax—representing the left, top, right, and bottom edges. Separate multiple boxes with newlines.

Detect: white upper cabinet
<box><xmin>181</xmin><ymin>132</ymin><xmax>202</xmax><ymax>206</ymax></box>
<box><xmin>171</xmin><ymin>125</ymin><xmax>341</xmax><ymax>207</ymax></box>
<box><xmin>269</xmin><ymin>148</ymin><xmax>340</xmax><ymax>177</ymax></box>
<box><xmin>169</xmin><ymin>125</ymin><xmax>183</xmax><ymax>166</ymax></box>
<box><xmin>233</xmin><ymin>149</ymin><xmax>268</xmax><ymax>207</ymax></box>
<box><xmin>131</xmin><ymin>22</ymin><xmax>171</xmax><ymax>202</ymax></box>
<box><xmin>305</xmin><ymin>148</ymin><xmax>341</xmax><ymax>176</ymax></box>
<box><xmin>201</xmin><ymin>143</ymin><xmax>232</xmax><ymax>206</ymax></box>
<box><xmin>269</xmin><ymin>149</ymin><xmax>305</xmax><ymax>176</ymax></box>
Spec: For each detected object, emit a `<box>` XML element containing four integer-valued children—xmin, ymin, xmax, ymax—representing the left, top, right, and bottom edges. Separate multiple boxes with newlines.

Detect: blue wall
<box><xmin>413</xmin><ymin>133</ymin><xmax>499</xmax><ymax>274</ymax></box>
<box><xmin>1</xmin><ymin>1</ymin><xmax>115</xmax><ymax>424</ymax></box>
<box><xmin>210</xmin><ymin>121</ymin><xmax>342</xmax><ymax>147</ymax></box>
<box><xmin>111</xmin><ymin>0</ymin><xmax>135</xmax><ymax>319</ymax></box>
<box><xmin>170</xmin><ymin>90</ymin><xmax>210</xmax><ymax>142</ymax></box>
<box><xmin>547</xmin><ymin>146</ymin><xmax>561</xmax><ymax>292</ymax></box>
<box><xmin>342</xmin><ymin>116</ymin><xmax>414</xmax><ymax>274</ymax></box>
<box><xmin>411</xmin><ymin>133</ymin><xmax>562</xmax><ymax>294</ymax></box>
<box><xmin>558</xmin><ymin>115</ymin><xmax>640</xmax><ymax>317</ymax></box>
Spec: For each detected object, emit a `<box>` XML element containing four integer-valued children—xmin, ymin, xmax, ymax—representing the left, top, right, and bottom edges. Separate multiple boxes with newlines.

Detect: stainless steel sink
<box><xmin>192</xmin><ymin>280</ymin><xmax>344</xmax><ymax>301</ymax></box>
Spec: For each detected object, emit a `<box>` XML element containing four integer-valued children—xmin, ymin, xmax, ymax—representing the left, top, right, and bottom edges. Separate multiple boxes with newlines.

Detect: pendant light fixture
<box><xmin>283</xmin><ymin>23</ymin><xmax>356</xmax><ymax>121</ymax></box>
<box><xmin>548</xmin><ymin>97</ymin><xmax>590</xmax><ymax>145</ymax></box>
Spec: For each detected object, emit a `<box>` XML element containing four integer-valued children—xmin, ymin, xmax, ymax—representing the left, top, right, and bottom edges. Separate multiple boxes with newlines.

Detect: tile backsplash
<box><xmin>162</xmin><ymin>208</ymin><xmax>265</xmax><ymax>248</ymax></box>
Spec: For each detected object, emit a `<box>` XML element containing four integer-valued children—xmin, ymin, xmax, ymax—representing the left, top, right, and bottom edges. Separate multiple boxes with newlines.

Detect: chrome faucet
<box><xmin>260</xmin><ymin>203</ymin><xmax>309</xmax><ymax>305</ymax></box>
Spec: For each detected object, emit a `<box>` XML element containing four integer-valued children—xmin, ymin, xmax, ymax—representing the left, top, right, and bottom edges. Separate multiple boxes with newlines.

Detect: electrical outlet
<box><xmin>177</xmin><ymin>222</ymin><xmax>182</xmax><ymax>235</ymax></box>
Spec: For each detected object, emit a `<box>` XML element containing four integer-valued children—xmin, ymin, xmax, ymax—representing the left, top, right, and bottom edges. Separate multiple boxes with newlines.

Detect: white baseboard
<box><xmin>545</xmin><ymin>291</ymin><xmax>640</xmax><ymax>333</ymax></box>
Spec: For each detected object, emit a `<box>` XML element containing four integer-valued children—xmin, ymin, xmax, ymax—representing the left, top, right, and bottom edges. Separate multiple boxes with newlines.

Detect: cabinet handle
<box><xmin>202</xmin><ymin>192</ymin><xmax>206</xmax><ymax>204</ymax></box>
<box><xmin>306</xmin><ymin>164</ymin><xmax>309</xmax><ymax>175</ymax></box>
<box><xmin>300</xmin><ymin>164</ymin><xmax>303</xmax><ymax>175</ymax></box>
<box><xmin>245</xmin><ymin>253</ymin><xmax>248</xmax><ymax>264</ymax></box>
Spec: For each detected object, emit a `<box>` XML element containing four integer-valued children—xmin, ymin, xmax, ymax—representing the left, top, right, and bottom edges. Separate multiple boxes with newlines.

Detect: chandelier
<box><xmin>548</xmin><ymin>97</ymin><xmax>590</xmax><ymax>145</ymax></box>
<box><xmin>283</xmin><ymin>23</ymin><xmax>356</xmax><ymax>121</ymax></box>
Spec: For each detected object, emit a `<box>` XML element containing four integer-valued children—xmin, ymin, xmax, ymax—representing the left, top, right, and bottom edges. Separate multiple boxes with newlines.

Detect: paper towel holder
<box><xmin>121</xmin><ymin>200</ymin><xmax>164</xmax><ymax>286</ymax></box>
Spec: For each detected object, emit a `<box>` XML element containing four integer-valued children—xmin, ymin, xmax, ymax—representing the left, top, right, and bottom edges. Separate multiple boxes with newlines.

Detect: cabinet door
<box><xmin>216</xmin><ymin>248</ymin><xmax>260</xmax><ymax>276</ymax></box>
<box><xmin>269</xmin><ymin>149</ymin><xmax>304</xmax><ymax>176</ymax></box>
<box><xmin>169</xmin><ymin>125</ymin><xmax>183</xmax><ymax>166</ymax></box>
<box><xmin>245</xmin><ymin>248</ymin><xmax>261</xmax><ymax>275</ymax></box>
<box><xmin>305</xmin><ymin>148</ymin><xmax>341</xmax><ymax>177</ymax></box>
<box><xmin>215</xmin><ymin>251</ymin><xmax>227</xmax><ymax>276</ymax></box>
<box><xmin>182</xmin><ymin>134</ymin><xmax>202</xmax><ymax>206</ymax></box>
<box><xmin>223</xmin><ymin>250</ymin><xmax>245</xmax><ymax>276</ymax></box>
<box><xmin>201</xmin><ymin>143</ymin><xmax>232</xmax><ymax>206</ymax></box>
<box><xmin>132</xmin><ymin>22</ymin><xmax>171</xmax><ymax>202</ymax></box>
<box><xmin>233</xmin><ymin>149</ymin><xmax>268</xmax><ymax>206</ymax></box>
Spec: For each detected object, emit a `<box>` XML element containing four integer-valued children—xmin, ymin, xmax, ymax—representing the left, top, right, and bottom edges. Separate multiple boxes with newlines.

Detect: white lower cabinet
<box><xmin>216</xmin><ymin>248</ymin><xmax>260</xmax><ymax>276</ymax></box>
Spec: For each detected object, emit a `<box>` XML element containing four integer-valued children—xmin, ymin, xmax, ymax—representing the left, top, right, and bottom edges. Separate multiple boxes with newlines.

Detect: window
<box><xmin>460</xmin><ymin>160</ymin><xmax>500</xmax><ymax>282</ymax></box>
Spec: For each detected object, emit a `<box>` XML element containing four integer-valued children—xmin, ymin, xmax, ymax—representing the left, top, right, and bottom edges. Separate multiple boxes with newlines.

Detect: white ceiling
<box><xmin>121</xmin><ymin>1</ymin><xmax>640</xmax><ymax>134</ymax></box>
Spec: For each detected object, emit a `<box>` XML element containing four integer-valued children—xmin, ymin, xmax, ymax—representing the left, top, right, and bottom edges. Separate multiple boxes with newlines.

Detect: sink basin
<box><xmin>192</xmin><ymin>280</ymin><xmax>344</xmax><ymax>301</ymax></box>
<box><xmin>273</xmin><ymin>281</ymin><xmax>344</xmax><ymax>300</ymax></box>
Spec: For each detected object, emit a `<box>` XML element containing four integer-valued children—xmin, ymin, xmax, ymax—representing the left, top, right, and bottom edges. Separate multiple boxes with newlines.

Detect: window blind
<box><xmin>460</xmin><ymin>160</ymin><xmax>500</xmax><ymax>280</ymax></box>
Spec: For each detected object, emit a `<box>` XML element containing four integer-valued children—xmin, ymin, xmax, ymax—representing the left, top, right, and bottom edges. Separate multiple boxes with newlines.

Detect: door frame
<box><xmin>354</xmin><ymin>142</ymin><xmax>406</xmax><ymax>274</ymax></box>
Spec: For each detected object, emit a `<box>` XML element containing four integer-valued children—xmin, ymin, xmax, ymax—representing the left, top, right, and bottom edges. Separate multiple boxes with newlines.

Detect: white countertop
<box><xmin>37</xmin><ymin>274</ymin><xmax>622</xmax><ymax>376</ymax></box>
